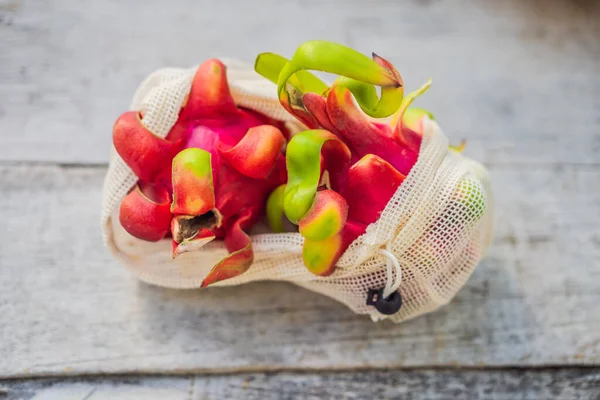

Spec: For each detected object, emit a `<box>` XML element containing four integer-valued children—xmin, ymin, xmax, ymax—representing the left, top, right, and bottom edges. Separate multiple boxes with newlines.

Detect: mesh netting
<box><xmin>101</xmin><ymin>60</ymin><xmax>494</xmax><ymax>323</ymax></box>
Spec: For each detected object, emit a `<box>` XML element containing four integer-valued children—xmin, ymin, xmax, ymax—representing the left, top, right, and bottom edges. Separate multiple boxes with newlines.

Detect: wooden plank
<box><xmin>0</xmin><ymin>163</ymin><xmax>598</xmax><ymax>378</ymax></box>
<box><xmin>2</xmin><ymin>369</ymin><xmax>600</xmax><ymax>400</ymax></box>
<box><xmin>0</xmin><ymin>376</ymin><xmax>191</xmax><ymax>400</ymax></box>
<box><xmin>1</xmin><ymin>0</ymin><xmax>599</xmax><ymax>164</ymax></box>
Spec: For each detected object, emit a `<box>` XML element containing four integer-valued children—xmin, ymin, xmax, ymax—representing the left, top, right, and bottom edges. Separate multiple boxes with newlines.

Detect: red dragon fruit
<box><xmin>113</xmin><ymin>40</ymin><xmax>460</xmax><ymax>286</ymax></box>
<box><xmin>113</xmin><ymin>59</ymin><xmax>287</xmax><ymax>287</ymax></box>
<box><xmin>256</xmin><ymin>40</ymin><xmax>438</xmax><ymax>276</ymax></box>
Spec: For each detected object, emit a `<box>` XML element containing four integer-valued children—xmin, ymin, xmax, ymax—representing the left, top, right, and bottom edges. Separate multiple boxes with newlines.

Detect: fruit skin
<box><xmin>171</xmin><ymin>148</ymin><xmax>215</xmax><ymax>217</ymax></box>
<box><xmin>119</xmin><ymin>182</ymin><xmax>172</xmax><ymax>242</ymax></box>
<box><xmin>342</xmin><ymin>154</ymin><xmax>406</xmax><ymax>225</ymax></box>
<box><xmin>299</xmin><ymin>190</ymin><xmax>348</xmax><ymax>242</ymax></box>
<box><xmin>112</xmin><ymin>111</ymin><xmax>179</xmax><ymax>187</ymax></box>
<box><xmin>113</xmin><ymin>59</ymin><xmax>287</xmax><ymax>286</ymax></box>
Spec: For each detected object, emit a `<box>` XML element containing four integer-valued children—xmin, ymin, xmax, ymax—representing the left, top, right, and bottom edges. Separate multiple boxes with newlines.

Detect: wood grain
<box><xmin>1</xmin><ymin>0</ymin><xmax>599</xmax><ymax>384</ymax></box>
<box><xmin>0</xmin><ymin>163</ymin><xmax>598</xmax><ymax>377</ymax></box>
<box><xmin>2</xmin><ymin>369</ymin><xmax>599</xmax><ymax>400</ymax></box>
<box><xmin>0</xmin><ymin>0</ymin><xmax>599</xmax><ymax>165</ymax></box>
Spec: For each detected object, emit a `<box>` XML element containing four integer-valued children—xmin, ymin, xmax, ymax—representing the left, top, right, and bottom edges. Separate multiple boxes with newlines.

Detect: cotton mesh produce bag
<box><xmin>101</xmin><ymin>59</ymin><xmax>494</xmax><ymax>323</ymax></box>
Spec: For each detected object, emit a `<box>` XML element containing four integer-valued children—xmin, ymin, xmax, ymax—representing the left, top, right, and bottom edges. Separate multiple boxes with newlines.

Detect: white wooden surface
<box><xmin>1</xmin><ymin>0</ymin><xmax>599</xmax><ymax>166</ymax></box>
<box><xmin>0</xmin><ymin>0</ymin><xmax>599</xmax><ymax>385</ymax></box>
<box><xmin>2</xmin><ymin>369</ymin><xmax>600</xmax><ymax>400</ymax></box>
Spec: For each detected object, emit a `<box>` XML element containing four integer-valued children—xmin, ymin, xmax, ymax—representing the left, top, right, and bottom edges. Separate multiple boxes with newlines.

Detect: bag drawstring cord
<box><xmin>379</xmin><ymin>242</ymin><xmax>403</xmax><ymax>299</ymax></box>
<box><xmin>366</xmin><ymin>242</ymin><xmax>404</xmax><ymax>315</ymax></box>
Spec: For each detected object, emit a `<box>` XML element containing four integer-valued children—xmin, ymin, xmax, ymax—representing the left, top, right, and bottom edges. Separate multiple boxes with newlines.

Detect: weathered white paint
<box><xmin>2</xmin><ymin>376</ymin><xmax>191</xmax><ymax>400</ymax></box>
<box><xmin>0</xmin><ymin>0</ymin><xmax>599</xmax><ymax>165</ymax></box>
<box><xmin>0</xmin><ymin>0</ymin><xmax>599</xmax><ymax>383</ymax></box>
<box><xmin>2</xmin><ymin>370</ymin><xmax>600</xmax><ymax>400</ymax></box>
<box><xmin>0</xmin><ymin>163</ymin><xmax>598</xmax><ymax>377</ymax></box>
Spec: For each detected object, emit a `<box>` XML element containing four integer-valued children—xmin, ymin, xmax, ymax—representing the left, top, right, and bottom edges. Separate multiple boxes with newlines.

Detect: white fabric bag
<box><xmin>101</xmin><ymin>60</ymin><xmax>494</xmax><ymax>322</ymax></box>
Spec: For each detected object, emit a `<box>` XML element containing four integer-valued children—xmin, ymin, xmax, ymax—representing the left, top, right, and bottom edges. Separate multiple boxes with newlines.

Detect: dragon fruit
<box><xmin>113</xmin><ymin>41</ymin><xmax>461</xmax><ymax>285</ymax></box>
<box><xmin>256</xmin><ymin>40</ymin><xmax>438</xmax><ymax>276</ymax></box>
<box><xmin>113</xmin><ymin>59</ymin><xmax>287</xmax><ymax>287</ymax></box>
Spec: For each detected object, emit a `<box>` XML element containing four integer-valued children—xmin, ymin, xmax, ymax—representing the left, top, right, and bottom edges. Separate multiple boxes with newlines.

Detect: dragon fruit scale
<box><xmin>113</xmin><ymin>59</ymin><xmax>287</xmax><ymax>287</ymax></box>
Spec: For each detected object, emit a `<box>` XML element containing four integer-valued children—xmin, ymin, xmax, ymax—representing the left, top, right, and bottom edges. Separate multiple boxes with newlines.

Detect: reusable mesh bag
<box><xmin>101</xmin><ymin>60</ymin><xmax>494</xmax><ymax>323</ymax></box>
